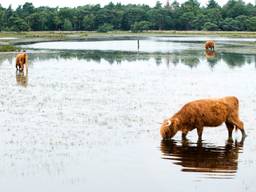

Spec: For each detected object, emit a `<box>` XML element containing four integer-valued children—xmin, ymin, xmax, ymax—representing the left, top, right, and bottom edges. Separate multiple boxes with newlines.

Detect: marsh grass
<box><xmin>1</xmin><ymin>31</ymin><xmax>256</xmax><ymax>39</ymax></box>
<box><xmin>0</xmin><ymin>45</ymin><xmax>17</xmax><ymax>52</ymax></box>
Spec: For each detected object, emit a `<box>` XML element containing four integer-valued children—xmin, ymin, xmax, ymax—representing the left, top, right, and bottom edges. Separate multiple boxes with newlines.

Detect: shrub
<box><xmin>131</xmin><ymin>21</ymin><xmax>151</xmax><ymax>32</ymax></box>
<box><xmin>97</xmin><ymin>23</ymin><xmax>113</xmax><ymax>32</ymax></box>
<box><xmin>203</xmin><ymin>22</ymin><xmax>219</xmax><ymax>31</ymax></box>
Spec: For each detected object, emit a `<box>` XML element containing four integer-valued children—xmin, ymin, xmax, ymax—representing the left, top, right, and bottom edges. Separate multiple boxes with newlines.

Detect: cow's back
<box><xmin>179</xmin><ymin>98</ymin><xmax>230</xmax><ymax>127</ymax></box>
<box><xmin>220</xmin><ymin>96</ymin><xmax>239</xmax><ymax>110</ymax></box>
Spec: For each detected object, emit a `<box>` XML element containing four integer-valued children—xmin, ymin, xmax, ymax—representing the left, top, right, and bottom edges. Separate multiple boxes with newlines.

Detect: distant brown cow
<box><xmin>16</xmin><ymin>52</ymin><xmax>28</xmax><ymax>72</ymax></box>
<box><xmin>205</xmin><ymin>40</ymin><xmax>215</xmax><ymax>50</ymax></box>
<box><xmin>160</xmin><ymin>96</ymin><xmax>245</xmax><ymax>140</ymax></box>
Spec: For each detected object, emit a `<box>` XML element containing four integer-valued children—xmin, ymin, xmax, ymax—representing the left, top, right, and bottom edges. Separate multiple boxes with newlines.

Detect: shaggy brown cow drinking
<box><xmin>160</xmin><ymin>96</ymin><xmax>245</xmax><ymax>140</ymax></box>
<box><xmin>205</xmin><ymin>40</ymin><xmax>215</xmax><ymax>50</ymax></box>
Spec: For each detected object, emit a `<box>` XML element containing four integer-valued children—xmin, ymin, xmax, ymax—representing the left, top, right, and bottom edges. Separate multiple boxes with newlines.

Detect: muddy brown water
<box><xmin>0</xmin><ymin>38</ymin><xmax>256</xmax><ymax>191</ymax></box>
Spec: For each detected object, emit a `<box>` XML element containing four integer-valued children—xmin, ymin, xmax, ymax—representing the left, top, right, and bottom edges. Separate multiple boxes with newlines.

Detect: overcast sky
<box><xmin>0</xmin><ymin>0</ymin><xmax>255</xmax><ymax>9</ymax></box>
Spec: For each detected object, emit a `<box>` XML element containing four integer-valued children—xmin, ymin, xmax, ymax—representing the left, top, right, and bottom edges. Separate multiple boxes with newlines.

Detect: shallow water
<box><xmin>0</xmin><ymin>37</ymin><xmax>18</xmax><ymax>40</ymax></box>
<box><xmin>1</xmin><ymin>39</ymin><xmax>256</xmax><ymax>191</ymax></box>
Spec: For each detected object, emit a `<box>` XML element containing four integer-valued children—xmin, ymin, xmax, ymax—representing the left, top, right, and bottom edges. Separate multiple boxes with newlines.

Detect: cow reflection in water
<box><xmin>205</xmin><ymin>50</ymin><xmax>218</xmax><ymax>68</ymax></box>
<box><xmin>161</xmin><ymin>139</ymin><xmax>244</xmax><ymax>175</ymax></box>
<box><xmin>16</xmin><ymin>71</ymin><xmax>28</xmax><ymax>87</ymax></box>
<box><xmin>205</xmin><ymin>50</ymin><xmax>216</xmax><ymax>59</ymax></box>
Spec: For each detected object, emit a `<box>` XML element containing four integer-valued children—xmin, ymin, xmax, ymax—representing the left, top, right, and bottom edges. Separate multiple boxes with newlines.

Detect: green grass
<box><xmin>1</xmin><ymin>30</ymin><xmax>256</xmax><ymax>39</ymax></box>
<box><xmin>0</xmin><ymin>45</ymin><xmax>17</xmax><ymax>52</ymax></box>
<box><xmin>130</xmin><ymin>30</ymin><xmax>256</xmax><ymax>38</ymax></box>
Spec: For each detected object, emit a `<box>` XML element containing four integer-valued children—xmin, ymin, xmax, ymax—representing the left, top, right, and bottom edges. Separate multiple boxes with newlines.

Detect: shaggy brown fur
<box><xmin>16</xmin><ymin>53</ymin><xmax>28</xmax><ymax>71</ymax></box>
<box><xmin>160</xmin><ymin>96</ymin><xmax>245</xmax><ymax>140</ymax></box>
<box><xmin>205</xmin><ymin>40</ymin><xmax>215</xmax><ymax>50</ymax></box>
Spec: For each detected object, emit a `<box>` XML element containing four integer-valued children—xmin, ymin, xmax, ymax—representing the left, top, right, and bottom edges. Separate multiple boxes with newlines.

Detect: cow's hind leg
<box><xmin>225</xmin><ymin>122</ymin><xmax>234</xmax><ymax>140</ymax></box>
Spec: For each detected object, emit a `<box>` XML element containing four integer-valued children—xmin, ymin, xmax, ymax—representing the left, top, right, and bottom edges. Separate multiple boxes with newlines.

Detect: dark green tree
<box><xmin>82</xmin><ymin>15</ymin><xmax>95</xmax><ymax>30</ymax></box>
<box><xmin>63</xmin><ymin>19</ymin><xmax>73</xmax><ymax>31</ymax></box>
<box><xmin>9</xmin><ymin>15</ymin><xmax>30</xmax><ymax>31</ymax></box>
<box><xmin>97</xmin><ymin>23</ymin><xmax>113</xmax><ymax>32</ymax></box>
<box><xmin>203</xmin><ymin>22</ymin><xmax>219</xmax><ymax>31</ymax></box>
<box><xmin>131</xmin><ymin>21</ymin><xmax>151</xmax><ymax>32</ymax></box>
<box><xmin>0</xmin><ymin>0</ymin><xmax>255</xmax><ymax>32</ymax></box>
<box><xmin>247</xmin><ymin>17</ymin><xmax>256</xmax><ymax>31</ymax></box>
<box><xmin>207</xmin><ymin>0</ymin><xmax>220</xmax><ymax>9</ymax></box>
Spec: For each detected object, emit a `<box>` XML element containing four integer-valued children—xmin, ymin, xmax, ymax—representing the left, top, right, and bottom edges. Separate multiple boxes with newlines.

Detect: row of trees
<box><xmin>0</xmin><ymin>0</ymin><xmax>256</xmax><ymax>32</ymax></box>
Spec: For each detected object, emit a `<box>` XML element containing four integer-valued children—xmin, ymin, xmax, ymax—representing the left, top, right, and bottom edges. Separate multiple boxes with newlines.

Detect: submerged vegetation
<box><xmin>0</xmin><ymin>0</ymin><xmax>256</xmax><ymax>32</ymax></box>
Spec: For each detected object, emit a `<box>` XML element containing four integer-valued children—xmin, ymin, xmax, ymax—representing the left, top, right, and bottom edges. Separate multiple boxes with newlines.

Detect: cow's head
<box><xmin>160</xmin><ymin>118</ymin><xmax>179</xmax><ymax>140</ymax></box>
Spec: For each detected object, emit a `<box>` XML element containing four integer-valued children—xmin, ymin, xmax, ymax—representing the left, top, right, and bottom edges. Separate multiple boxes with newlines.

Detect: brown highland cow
<box><xmin>16</xmin><ymin>52</ymin><xmax>28</xmax><ymax>72</ymax></box>
<box><xmin>205</xmin><ymin>40</ymin><xmax>215</xmax><ymax>50</ymax></box>
<box><xmin>160</xmin><ymin>96</ymin><xmax>245</xmax><ymax>140</ymax></box>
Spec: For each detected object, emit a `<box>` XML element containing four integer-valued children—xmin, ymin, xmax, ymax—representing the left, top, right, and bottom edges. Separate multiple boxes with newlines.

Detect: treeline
<box><xmin>0</xmin><ymin>0</ymin><xmax>256</xmax><ymax>32</ymax></box>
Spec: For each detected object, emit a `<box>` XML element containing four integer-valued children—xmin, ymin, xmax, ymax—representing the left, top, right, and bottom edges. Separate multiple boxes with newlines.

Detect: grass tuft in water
<box><xmin>0</xmin><ymin>45</ymin><xmax>17</xmax><ymax>52</ymax></box>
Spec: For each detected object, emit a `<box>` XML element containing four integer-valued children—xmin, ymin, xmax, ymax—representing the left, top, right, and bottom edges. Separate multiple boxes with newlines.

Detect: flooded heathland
<box><xmin>0</xmin><ymin>36</ymin><xmax>256</xmax><ymax>191</ymax></box>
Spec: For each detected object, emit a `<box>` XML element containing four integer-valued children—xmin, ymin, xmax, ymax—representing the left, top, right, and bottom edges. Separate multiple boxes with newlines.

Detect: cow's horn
<box><xmin>167</xmin><ymin>120</ymin><xmax>171</xmax><ymax>126</ymax></box>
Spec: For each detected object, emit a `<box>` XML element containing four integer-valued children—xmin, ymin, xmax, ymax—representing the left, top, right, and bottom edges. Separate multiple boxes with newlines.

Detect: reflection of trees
<box><xmin>221</xmin><ymin>53</ymin><xmax>246</xmax><ymax>68</ymax></box>
<box><xmin>0</xmin><ymin>53</ymin><xmax>15</xmax><ymax>66</ymax></box>
<box><xmin>3</xmin><ymin>50</ymin><xmax>254</xmax><ymax>69</ymax></box>
<box><xmin>207</xmin><ymin>57</ymin><xmax>219</xmax><ymax>68</ymax></box>
<box><xmin>161</xmin><ymin>139</ymin><xmax>244</xmax><ymax>176</ymax></box>
<box><xmin>155</xmin><ymin>55</ymin><xmax>162</xmax><ymax>66</ymax></box>
<box><xmin>181</xmin><ymin>56</ymin><xmax>200</xmax><ymax>68</ymax></box>
<box><xmin>180</xmin><ymin>51</ymin><xmax>200</xmax><ymax>68</ymax></box>
<box><xmin>170</xmin><ymin>54</ymin><xmax>179</xmax><ymax>66</ymax></box>
<box><xmin>29</xmin><ymin>51</ymin><xmax>152</xmax><ymax>64</ymax></box>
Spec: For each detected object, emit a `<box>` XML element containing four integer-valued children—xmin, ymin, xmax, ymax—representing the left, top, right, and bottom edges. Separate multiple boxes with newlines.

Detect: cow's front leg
<box><xmin>182</xmin><ymin>129</ymin><xmax>188</xmax><ymax>140</ymax></box>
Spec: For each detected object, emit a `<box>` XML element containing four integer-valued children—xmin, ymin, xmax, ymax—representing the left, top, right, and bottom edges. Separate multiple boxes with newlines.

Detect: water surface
<box><xmin>23</xmin><ymin>36</ymin><xmax>256</xmax><ymax>53</ymax></box>
<box><xmin>0</xmin><ymin>39</ymin><xmax>256</xmax><ymax>191</ymax></box>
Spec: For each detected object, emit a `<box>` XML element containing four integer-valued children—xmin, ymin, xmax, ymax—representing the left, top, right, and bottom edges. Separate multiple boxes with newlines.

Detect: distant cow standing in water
<box><xmin>16</xmin><ymin>52</ymin><xmax>28</xmax><ymax>72</ymax></box>
<box><xmin>160</xmin><ymin>96</ymin><xmax>245</xmax><ymax>140</ymax></box>
<box><xmin>205</xmin><ymin>40</ymin><xmax>215</xmax><ymax>50</ymax></box>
